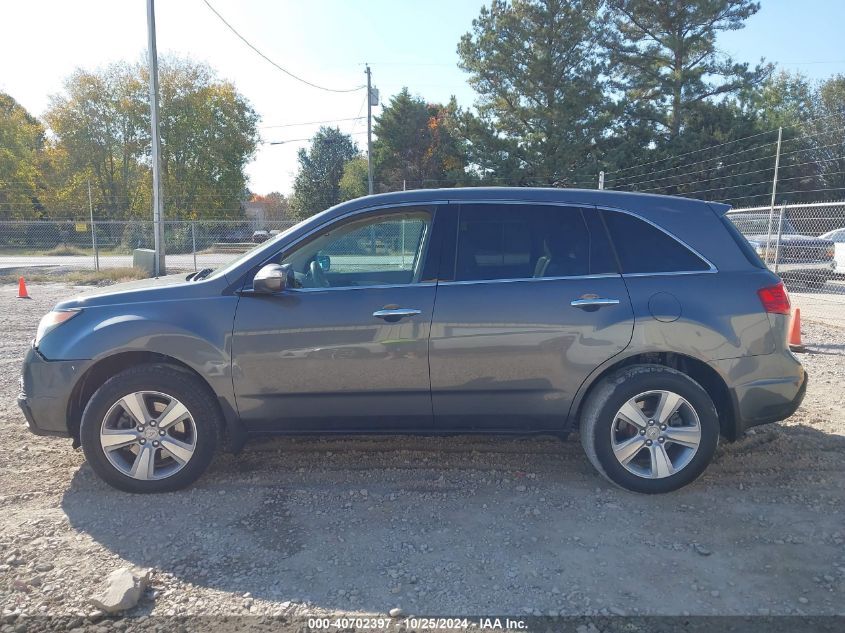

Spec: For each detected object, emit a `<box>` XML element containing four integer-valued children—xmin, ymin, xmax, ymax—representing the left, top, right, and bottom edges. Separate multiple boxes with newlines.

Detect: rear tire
<box><xmin>580</xmin><ymin>364</ymin><xmax>719</xmax><ymax>494</ymax></box>
<box><xmin>80</xmin><ymin>364</ymin><xmax>220</xmax><ymax>493</ymax></box>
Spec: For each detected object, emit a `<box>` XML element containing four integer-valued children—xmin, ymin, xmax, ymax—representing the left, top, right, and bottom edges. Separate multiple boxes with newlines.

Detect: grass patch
<box><xmin>1</xmin><ymin>267</ymin><xmax>150</xmax><ymax>286</ymax></box>
<box><xmin>44</xmin><ymin>244</ymin><xmax>89</xmax><ymax>256</ymax></box>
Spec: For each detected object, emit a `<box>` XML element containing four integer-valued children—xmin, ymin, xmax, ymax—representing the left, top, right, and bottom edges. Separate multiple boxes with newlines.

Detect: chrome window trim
<box><xmin>437</xmin><ymin>273</ymin><xmax>621</xmax><ymax>287</ymax></box>
<box><xmin>292</xmin><ymin>282</ymin><xmax>437</xmax><ymax>293</ymax></box>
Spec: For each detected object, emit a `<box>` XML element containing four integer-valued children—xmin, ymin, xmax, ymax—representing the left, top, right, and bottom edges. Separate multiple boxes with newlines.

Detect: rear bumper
<box><xmin>711</xmin><ymin>350</ymin><xmax>807</xmax><ymax>438</ymax></box>
<box><xmin>18</xmin><ymin>346</ymin><xmax>87</xmax><ymax>438</ymax></box>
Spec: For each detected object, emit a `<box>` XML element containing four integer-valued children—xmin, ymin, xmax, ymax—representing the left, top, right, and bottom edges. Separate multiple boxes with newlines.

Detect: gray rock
<box><xmin>89</xmin><ymin>568</ymin><xmax>150</xmax><ymax>614</ymax></box>
<box><xmin>389</xmin><ymin>607</ymin><xmax>404</xmax><ymax>617</ymax></box>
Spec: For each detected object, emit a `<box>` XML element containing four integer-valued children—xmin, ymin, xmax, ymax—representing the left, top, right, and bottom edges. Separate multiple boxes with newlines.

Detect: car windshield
<box><xmin>206</xmin><ymin>216</ymin><xmax>312</xmax><ymax>280</ymax></box>
<box><xmin>730</xmin><ymin>214</ymin><xmax>799</xmax><ymax>235</ymax></box>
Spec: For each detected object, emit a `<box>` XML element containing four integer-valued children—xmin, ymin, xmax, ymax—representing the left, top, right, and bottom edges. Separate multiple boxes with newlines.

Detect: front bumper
<box><xmin>18</xmin><ymin>346</ymin><xmax>87</xmax><ymax>438</ymax></box>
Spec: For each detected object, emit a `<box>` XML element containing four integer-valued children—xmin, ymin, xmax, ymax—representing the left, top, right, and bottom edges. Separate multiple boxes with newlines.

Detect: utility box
<box><xmin>132</xmin><ymin>248</ymin><xmax>157</xmax><ymax>277</ymax></box>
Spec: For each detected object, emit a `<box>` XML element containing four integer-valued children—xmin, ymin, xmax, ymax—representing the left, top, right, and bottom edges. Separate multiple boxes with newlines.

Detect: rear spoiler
<box><xmin>708</xmin><ymin>202</ymin><xmax>732</xmax><ymax>216</ymax></box>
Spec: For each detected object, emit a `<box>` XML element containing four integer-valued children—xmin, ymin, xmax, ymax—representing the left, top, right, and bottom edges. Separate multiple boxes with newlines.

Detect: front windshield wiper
<box><xmin>188</xmin><ymin>268</ymin><xmax>214</xmax><ymax>281</ymax></box>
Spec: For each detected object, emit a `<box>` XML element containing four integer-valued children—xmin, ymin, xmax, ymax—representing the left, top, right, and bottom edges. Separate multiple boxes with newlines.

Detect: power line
<box><xmin>201</xmin><ymin>0</ymin><xmax>364</xmax><ymax>93</ymax></box>
<box><xmin>260</xmin><ymin>116</ymin><xmax>365</xmax><ymax>129</ymax></box>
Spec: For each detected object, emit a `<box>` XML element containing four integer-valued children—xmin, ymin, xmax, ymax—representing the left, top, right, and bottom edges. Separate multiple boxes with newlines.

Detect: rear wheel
<box><xmin>580</xmin><ymin>365</ymin><xmax>719</xmax><ymax>493</ymax></box>
<box><xmin>80</xmin><ymin>364</ymin><xmax>220</xmax><ymax>493</ymax></box>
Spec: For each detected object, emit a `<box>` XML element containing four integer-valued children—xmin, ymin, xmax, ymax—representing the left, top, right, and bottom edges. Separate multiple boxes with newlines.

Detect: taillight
<box><xmin>757</xmin><ymin>281</ymin><xmax>791</xmax><ymax>314</ymax></box>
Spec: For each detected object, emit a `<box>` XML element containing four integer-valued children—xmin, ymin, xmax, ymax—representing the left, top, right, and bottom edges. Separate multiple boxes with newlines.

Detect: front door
<box><xmin>232</xmin><ymin>206</ymin><xmax>438</xmax><ymax>431</ymax></box>
<box><xmin>429</xmin><ymin>203</ymin><xmax>634</xmax><ymax>431</ymax></box>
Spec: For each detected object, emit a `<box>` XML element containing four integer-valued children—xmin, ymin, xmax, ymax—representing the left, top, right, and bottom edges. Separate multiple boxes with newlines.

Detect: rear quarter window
<box><xmin>602</xmin><ymin>210</ymin><xmax>711</xmax><ymax>274</ymax></box>
<box><xmin>721</xmin><ymin>214</ymin><xmax>767</xmax><ymax>269</ymax></box>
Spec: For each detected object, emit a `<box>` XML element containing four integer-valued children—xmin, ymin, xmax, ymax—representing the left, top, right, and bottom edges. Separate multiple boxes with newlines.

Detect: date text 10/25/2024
<box><xmin>307</xmin><ymin>617</ymin><xmax>528</xmax><ymax>630</ymax></box>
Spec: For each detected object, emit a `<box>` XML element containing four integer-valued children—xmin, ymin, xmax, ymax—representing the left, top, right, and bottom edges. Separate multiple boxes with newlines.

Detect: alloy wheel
<box><xmin>99</xmin><ymin>391</ymin><xmax>197</xmax><ymax>481</ymax></box>
<box><xmin>610</xmin><ymin>389</ymin><xmax>702</xmax><ymax>479</ymax></box>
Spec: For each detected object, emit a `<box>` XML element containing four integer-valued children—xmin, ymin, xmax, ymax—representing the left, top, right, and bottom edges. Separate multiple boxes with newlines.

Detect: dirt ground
<box><xmin>1</xmin><ymin>283</ymin><xmax>844</xmax><ymax>629</ymax></box>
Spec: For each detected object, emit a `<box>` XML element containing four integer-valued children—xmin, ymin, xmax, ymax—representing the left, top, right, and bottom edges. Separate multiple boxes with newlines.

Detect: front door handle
<box><xmin>570</xmin><ymin>297</ymin><xmax>620</xmax><ymax>309</ymax></box>
<box><xmin>373</xmin><ymin>308</ymin><xmax>422</xmax><ymax>320</ymax></box>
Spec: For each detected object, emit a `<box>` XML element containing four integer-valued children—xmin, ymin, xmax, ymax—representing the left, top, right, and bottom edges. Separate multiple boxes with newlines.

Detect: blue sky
<box><xmin>2</xmin><ymin>0</ymin><xmax>844</xmax><ymax>194</ymax></box>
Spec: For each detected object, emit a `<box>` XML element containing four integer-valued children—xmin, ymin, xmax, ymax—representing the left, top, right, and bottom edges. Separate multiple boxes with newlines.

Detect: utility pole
<box><xmin>87</xmin><ymin>179</ymin><xmax>99</xmax><ymax>271</ymax></box>
<box><xmin>366</xmin><ymin>64</ymin><xmax>374</xmax><ymax>195</ymax></box>
<box><xmin>765</xmin><ymin>127</ymin><xmax>783</xmax><ymax>266</ymax></box>
<box><xmin>147</xmin><ymin>0</ymin><xmax>165</xmax><ymax>275</ymax></box>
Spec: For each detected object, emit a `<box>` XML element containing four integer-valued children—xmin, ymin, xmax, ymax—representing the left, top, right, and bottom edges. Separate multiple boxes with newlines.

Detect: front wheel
<box><xmin>580</xmin><ymin>365</ymin><xmax>719</xmax><ymax>493</ymax></box>
<box><xmin>80</xmin><ymin>364</ymin><xmax>220</xmax><ymax>493</ymax></box>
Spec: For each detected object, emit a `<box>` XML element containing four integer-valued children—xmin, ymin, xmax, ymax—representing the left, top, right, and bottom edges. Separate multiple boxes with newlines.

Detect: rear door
<box><xmin>429</xmin><ymin>202</ymin><xmax>634</xmax><ymax>431</ymax></box>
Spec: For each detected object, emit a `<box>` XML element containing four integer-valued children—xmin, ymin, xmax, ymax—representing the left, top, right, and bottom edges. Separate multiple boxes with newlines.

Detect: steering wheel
<box><xmin>309</xmin><ymin>259</ymin><xmax>330</xmax><ymax>288</ymax></box>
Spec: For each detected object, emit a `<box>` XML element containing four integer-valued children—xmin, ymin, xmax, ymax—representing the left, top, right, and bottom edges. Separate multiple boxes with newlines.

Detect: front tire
<box><xmin>80</xmin><ymin>364</ymin><xmax>220</xmax><ymax>493</ymax></box>
<box><xmin>580</xmin><ymin>364</ymin><xmax>719</xmax><ymax>493</ymax></box>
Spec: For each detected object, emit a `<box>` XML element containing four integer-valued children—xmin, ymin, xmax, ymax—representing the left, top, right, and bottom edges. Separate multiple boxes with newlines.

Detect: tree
<box><xmin>250</xmin><ymin>191</ymin><xmax>291</xmax><ymax>221</ymax></box>
<box><xmin>155</xmin><ymin>57</ymin><xmax>259</xmax><ymax>219</ymax></box>
<box><xmin>339</xmin><ymin>156</ymin><xmax>369</xmax><ymax>201</ymax></box>
<box><xmin>608</xmin><ymin>0</ymin><xmax>771</xmax><ymax>140</ymax></box>
<box><xmin>44</xmin><ymin>63</ymin><xmax>149</xmax><ymax>218</ymax></box>
<box><xmin>43</xmin><ymin>57</ymin><xmax>259</xmax><ymax>220</ymax></box>
<box><xmin>373</xmin><ymin>89</ymin><xmax>466</xmax><ymax>190</ymax></box>
<box><xmin>457</xmin><ymin>0</ymin><xmax>609</xmax><ymax>185</ymax></box>
<box><xmin>290</xmin><ymin>127</ymin><xmax>358</xmax><ymax>218</ymax></box>
<box><xmin>0</xmin><ymin>93</ymin><xmax>47</xmax><ymax>218</ymax></box>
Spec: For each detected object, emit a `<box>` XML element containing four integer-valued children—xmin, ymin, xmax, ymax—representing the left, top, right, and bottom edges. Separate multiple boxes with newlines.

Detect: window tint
<box><xmin>453</xmin><ymin>204</ymin><xmax>616</xmax><ymax>282</ymax></box>
<box><xmin>602</xmin><ymin>211</ymin><xmax>710</xmax><ymax>274</ymax></box>
<box><xmin>279</xmin><ymin>209</ymin><xmax>431</xmax><ymax>288</ymax></box>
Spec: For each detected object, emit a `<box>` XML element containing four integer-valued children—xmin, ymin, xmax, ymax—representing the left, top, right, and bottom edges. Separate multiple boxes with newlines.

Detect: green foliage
<box><xmin>373</xmin><ymin>89</ymin><xmax>466</xmax><ymax>190</ymax></box>
<box><xmin>291</xmin><ymin>127</ymin><xmax>359</xmax><ymax>218</ymax></box>
<box><xmin>457</xmin><ymin>0</ymin><xmax>609</xmax><ymax>185</ymax></box>
<box><xmin>42</xmin><ymin>57</ymin><xmax>258</xmax><ymax>219</ymax></box>
<box><xmin>0</xmin><ymin>93</ymin><xmax>47</xmax><ymax>219</ymax></box>
<box><xmin>339</xmin><ymin>157</ymin><xmax>369</xmax><ymax>201</ymax></box>
<box><xmin>607</xmin><ymin>0</ymin><xmax>772</xmax><ymax>140</ymax></box>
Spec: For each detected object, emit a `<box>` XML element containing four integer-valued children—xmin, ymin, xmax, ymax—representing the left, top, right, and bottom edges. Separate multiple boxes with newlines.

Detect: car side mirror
<box><xmin>252</xmin><ymin>263</ymin><xmax>295</xmax><ymax>294</ymax></box>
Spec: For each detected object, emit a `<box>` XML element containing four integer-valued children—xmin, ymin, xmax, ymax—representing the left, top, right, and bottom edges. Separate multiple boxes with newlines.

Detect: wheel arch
<box><xmin>67</xmin><ymin>351</ymin><xmax>245</xmax><ymax>451</ymax></box>
<box><xmin>569</xmin><ymin>351</ymin><xmax>739</xmax><ymax>440</ymax></box>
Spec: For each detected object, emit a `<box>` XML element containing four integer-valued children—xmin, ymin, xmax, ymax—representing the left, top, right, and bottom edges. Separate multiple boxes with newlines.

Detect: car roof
<box><xmin>329</xmin><ymin>187</ymin><xmax>731</xmax><ymax>217</ymax></box>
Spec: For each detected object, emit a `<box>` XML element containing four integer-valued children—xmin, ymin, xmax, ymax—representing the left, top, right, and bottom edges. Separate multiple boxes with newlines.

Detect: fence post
<box><xmin>765</xmin><ymin>127</ymin><xmax>783</xmax><ymax>266</ymax></box>
<box><xmin>773</xmin><ymin>205</ymin><xmax>785</xmax><ymax>275</ymax></box>
<box><xmin>88</xmin><ymin>180</ymin><xmax>99</xmax><ymax>271</ymax></box>
<box><xmin>191</xmin><ymin>221</ymin><xmax>197</xmax><ymax>272</ymax></box>
<box><xmin>598</xmin><ymin>171</ymin><xmax>605</xmax><ymax>190</ymax></box>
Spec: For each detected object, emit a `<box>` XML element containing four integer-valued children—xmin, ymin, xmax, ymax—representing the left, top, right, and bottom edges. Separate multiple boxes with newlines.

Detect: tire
<box><xmin>80</xmin><ymin>364</ymin><xmax>220</xmax><ymax>493</ymax></box>
<box><xmin>579</xmin><ymin>364</ymin><xmax>719</xmax><ymax>494</ymax></box>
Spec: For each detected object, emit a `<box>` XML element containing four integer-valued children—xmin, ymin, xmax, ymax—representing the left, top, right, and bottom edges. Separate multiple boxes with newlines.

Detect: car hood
<box><xmin>55</xmin><ymin>272</ymin><xmax>223</xmax><ymax>309</ymax></box>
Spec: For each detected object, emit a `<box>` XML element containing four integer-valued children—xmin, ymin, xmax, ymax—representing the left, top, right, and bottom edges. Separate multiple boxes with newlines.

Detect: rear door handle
<box><xmin>373</xmin><ymin>308</ymin><xmax>422</xmax><ymax>320</ymax></box>
<box><xmin>570</xmin><ymin>298</ymin><xmax>620</xmax><ymax>309</ymax></box>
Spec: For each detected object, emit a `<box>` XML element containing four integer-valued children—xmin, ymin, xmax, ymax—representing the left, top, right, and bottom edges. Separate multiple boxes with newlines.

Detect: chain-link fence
<box><xmin>0</xmin><ymin>219</ymin><xmax>297</xmax><ymax>273</ymax></box>
<box><xmin>728</xmin><ymin>201</ymin><xmax>845</xmax><ymax>333</ymax></box>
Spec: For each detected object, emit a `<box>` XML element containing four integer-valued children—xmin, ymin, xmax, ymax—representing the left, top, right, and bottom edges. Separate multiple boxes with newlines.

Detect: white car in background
<box><xmin>820</xmin><ymin>228</ymin><xmax>845</xmax><ymax>275</ymax></box>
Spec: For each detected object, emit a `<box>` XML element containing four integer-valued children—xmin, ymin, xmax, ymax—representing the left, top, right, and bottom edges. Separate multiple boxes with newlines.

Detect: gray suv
<box><xmin>18</xmin><ymin>189</ymin><xmax>807</xmax><ymax>494</ymax></box>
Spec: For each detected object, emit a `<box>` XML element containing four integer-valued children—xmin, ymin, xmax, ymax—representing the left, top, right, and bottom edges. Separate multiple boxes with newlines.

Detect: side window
<box><xmin>602</xmin><ymin>210</ymin><xmax>710</xmax><ymax>274</ymax></box>
<box><xmin>279</xmin><ymin>209</ymin><xmax>431</xmax><ymax>288</ymax></box>
<box><xmin>453</xmin><ymin>204</ymin><xmax>616</xmax><ymax>282</ymax></box>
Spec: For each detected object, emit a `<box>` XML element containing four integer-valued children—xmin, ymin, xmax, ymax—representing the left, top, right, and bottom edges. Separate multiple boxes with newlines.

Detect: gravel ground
<box><xmin>1</xmin><ymin>283</ymin><xmax>844</xmax><ymax>630</ymax></box>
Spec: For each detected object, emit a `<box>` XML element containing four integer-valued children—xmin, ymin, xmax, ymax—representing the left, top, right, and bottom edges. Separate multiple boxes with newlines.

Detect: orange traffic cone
<box><xmin>788</xmin><ymin>308</ymin><xmax>804</xmax><ymax>352</ymax></box>
<box><xmin>17</xmin><ymin>277</ymin><xmax>31</xmax><ymax>299</ymax></box>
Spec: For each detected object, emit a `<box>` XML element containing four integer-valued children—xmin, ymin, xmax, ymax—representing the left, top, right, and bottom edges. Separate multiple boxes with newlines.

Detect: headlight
<box><xmin>35</xmin><ymin>309</ymin><xmax>81</xmax><ymax>347</ymax></box>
